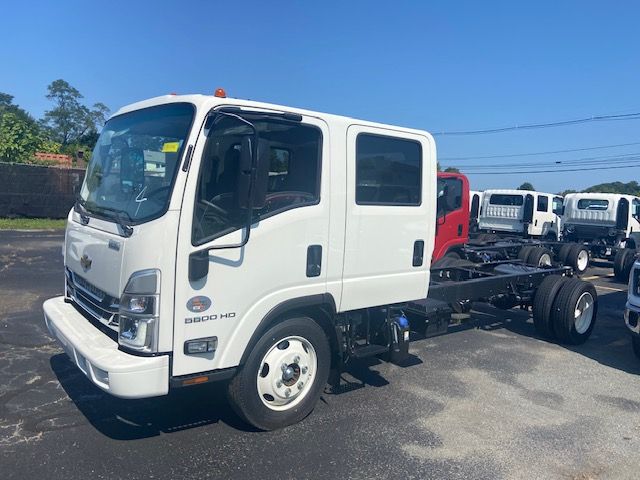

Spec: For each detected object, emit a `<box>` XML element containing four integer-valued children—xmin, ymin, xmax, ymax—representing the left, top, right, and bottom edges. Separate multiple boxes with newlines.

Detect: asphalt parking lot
<box><xmin>1</xmin><ymin>230</ymin><xmax>639</xmax><ymax>480</ymax></box>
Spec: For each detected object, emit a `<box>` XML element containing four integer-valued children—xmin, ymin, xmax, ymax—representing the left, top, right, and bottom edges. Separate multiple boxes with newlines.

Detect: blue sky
<box><xmin>2</xmin><ymin>0</ymin><xmax>639</xmax><ymax>193</ymax></box>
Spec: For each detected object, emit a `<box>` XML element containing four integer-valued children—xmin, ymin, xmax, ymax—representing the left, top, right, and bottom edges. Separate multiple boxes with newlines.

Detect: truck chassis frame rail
<box><xmin>406</xmin><ymin>260</ymin><xmax>597</xmax><ymax>346</ymax></box>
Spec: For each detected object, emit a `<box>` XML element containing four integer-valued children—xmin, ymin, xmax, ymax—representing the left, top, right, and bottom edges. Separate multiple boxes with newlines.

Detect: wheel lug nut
<box><xmin>281</xmin><ymin>363</ymin><xmax>287</xmax><ymax>371</ymax></box>
<box><xmin>285</xmin><ymin>388</ymin><xmax>291</xmax><ymax>397</ymax></box>
<box><xmin>297</xmin><ymin>382</ymin><xmax>304</xmax><ymax>390</ymax></box>
<box><xmin>301</xmin><ymin>366</ymin><xmax>308</xmax><ymax>374</ymax></box>
<box><xmin>276</xmin><ymin>380</ymin><xmax>282</xmax><ymax>388</ymax></box>
<box><xmin>293</xmin><ymin>356</ymin><xmax>300</xmax><ymax>364</ymax></box>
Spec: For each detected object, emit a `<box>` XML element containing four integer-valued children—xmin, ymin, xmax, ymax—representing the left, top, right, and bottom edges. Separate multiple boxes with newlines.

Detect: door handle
<box><xmin>306</xmin><ymin>245</ymin><xmax>322</xmax><ymax>277</ymax></box>
<box><xmin>413</xmin><ymin>240</ymin><xmax>425</xmax><ymax>267</ymax></box>
<box><xmin>457</xmin><ymin>224</ymin><xmax>463</xmax><ymax>236</ymax></box>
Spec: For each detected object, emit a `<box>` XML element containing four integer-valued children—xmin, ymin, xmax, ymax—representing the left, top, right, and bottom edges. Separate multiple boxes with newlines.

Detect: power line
<box><xmin>433</xmin><ymin>112</ymin><xmax>640</xmax><ymax>136</ymax></box>
<box><xmin>463</xmin><ymin>163</ymin><xmax>640</xmax><ymax>175</ymax></box>
<box><xmin>450</xmin><ymin>152</ymin><xmax>640</xmax><ymax>169</ymax></box>
<box><xmin>439</xmin><ymin>141</ymin><xmax>640</xmax><ymax>161</ymax></box>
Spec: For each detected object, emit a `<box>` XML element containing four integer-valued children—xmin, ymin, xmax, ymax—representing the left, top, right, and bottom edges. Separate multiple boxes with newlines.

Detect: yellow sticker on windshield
<box><xmin>162</xmin><ymin>142</ymin><xmax>180</xmax><ymax>153</ymax></box>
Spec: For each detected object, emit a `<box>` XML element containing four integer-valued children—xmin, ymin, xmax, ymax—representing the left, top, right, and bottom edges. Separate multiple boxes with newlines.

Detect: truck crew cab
<box><xmin>478</xmin><ymin>189</ymin><xmax>564</xmax><ymax>240</ymax></box>
<box><xmin>43</xmin><ymin>92</ymin><xmax>436</xmax><ymax>430</ymax></box>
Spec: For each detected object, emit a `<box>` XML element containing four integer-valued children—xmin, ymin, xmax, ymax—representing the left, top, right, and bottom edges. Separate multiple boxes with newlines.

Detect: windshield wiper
<box><xmin>74</xmin><ymin>197</ymin><xmax>91</xmax><ymax>225</ymax></box>
<box><xmin>77</xmin><ymin>198</ymin><xmax>133</xmax><ymax>238</ymax></box>
<box><xmin>92</xmin><ymin>205</ymin><xmax>134</xmax><ymax>237</ymax></box>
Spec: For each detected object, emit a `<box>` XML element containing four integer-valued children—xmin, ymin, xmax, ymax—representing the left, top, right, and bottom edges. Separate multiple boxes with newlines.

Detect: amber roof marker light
<box><xmin>214</xmin><ymin>88</ymin><xmax>227</xmax><ymax>98</ymax></box>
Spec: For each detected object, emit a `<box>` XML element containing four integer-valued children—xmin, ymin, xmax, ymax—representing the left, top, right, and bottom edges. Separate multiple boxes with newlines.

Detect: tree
<box><xmin>43</xmin><ymin>79</ymin><xmax>109</xmax><ymax>146</ymax></box>
<box><xmin>444</xmin><ymin>167</ymin><xmax>460</xmax><ymax>173</ymax></box>
<box><xmin>0</xmin><ymin>112</ymin><xmax>44</xmax><ymax>163</ymax></box>
<box><xmin>518</xmin><ymin>182</ymin><xmax>535</xmax><ymax>191</ymax></box>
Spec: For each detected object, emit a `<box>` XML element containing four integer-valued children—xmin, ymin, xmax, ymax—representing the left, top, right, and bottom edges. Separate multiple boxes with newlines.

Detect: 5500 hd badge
<box><xmin>184</xmin><ymin>295</ymin><xmax>235</xmax><ymax>324</ymax></box>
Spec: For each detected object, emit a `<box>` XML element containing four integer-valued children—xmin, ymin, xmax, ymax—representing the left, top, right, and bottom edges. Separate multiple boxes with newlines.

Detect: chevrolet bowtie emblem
<box><xmin>80</xmin><ymin>254</ymin><xmax>92</xmax><ymax>271</ymax></box>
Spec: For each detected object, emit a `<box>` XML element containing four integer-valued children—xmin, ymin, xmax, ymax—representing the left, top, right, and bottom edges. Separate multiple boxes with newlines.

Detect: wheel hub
<box><xmin>257</xmin><ymin>336</ymin><xmax>317</xmax><ymax>411</ymax></box>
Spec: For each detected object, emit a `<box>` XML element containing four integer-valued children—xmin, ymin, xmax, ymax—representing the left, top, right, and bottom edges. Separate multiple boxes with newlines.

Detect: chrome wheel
<box><xmin>576</xmin><ymin>249</ymin><xmax>589</xmax><ymax>272</ymax></box>
<box><xmin>538</xmin><ymin>253</ymin><xmax>552</xmax><ymax>267</ymax></box>
<box><xmin>574</xmin><ymin>292</ymin><xmax>595</xmax><ymax>334</ymax></box>
<box><xmin>257</xmin><ymin>336</ymin><xmax>317</xmax><ymax>411</ymax></box>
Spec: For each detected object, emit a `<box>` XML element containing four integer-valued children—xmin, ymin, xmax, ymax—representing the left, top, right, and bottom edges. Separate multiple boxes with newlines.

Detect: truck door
<box><xmin>433</xmin><ymin>174</ymin><xmax>469</xmax><ymax>261</ymax></box>
<box><xmin>172</xmin><ymin>111</ymin><xmax>331</xmax><ymax>376</ymax></box>
<box><xmin>341</xmin><ymin>125</ymin><xmax>435</xmax><ymax>311</ymax></box>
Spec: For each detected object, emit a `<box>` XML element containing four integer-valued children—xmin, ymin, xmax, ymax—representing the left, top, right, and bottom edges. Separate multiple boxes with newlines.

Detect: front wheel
<box><xmin>227</xmin><ymin>317</ymin><xmax>330</xmax><ymax>430</ymax></box>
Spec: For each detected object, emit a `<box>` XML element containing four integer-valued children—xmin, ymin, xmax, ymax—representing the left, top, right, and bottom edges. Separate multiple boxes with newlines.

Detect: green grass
<box><xmin>0</xmin><ymin>218</ymin><xmax>66</xmax><ymax>230</ymax></box>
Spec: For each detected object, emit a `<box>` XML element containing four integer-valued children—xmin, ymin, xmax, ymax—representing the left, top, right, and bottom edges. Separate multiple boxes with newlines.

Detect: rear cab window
<box><xmin>489</xmin><ymin>194</ymin><xmax>524</xmax><ymax>206</ymax></box>
<box><xmin>577</xmin><ymin>199</ymin><xmax>609</xmax><ymax>211</ymax></box>
<box><xmin>355</xmin><ymin>133</ymin><xmax>422</xmax><ymax>206</ymax></box>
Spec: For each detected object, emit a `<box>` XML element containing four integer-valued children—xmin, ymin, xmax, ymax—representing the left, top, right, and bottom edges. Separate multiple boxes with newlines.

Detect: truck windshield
<box><xmin>79</xmin><ymin>103</ymin><xmax>194</xmax><ymax>224</ymax></box>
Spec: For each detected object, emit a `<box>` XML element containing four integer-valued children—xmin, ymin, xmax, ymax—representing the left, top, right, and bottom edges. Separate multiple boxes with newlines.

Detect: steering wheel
<box><xmin>144</xmin><ymin>185</ymin><xmax>171</xmax><ymax>201</ymax></box>
<box><xmin>200</xmin><ymin>198</ymin><xmax>229</xmax><ymax>218</ymax></box>
<box><xmin>264</xmin><ymin>191</ymin><xmax>315</xmax><ymax>211</ymax></box>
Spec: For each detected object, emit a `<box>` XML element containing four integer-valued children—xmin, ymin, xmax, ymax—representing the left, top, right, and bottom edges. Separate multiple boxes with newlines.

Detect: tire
<box><xmin>632</xmin><ymin>336</ymin><xmax>640</xmax><ymax>359</ymax></box>
<box><xmin>558</xmin><ymin>243</ymin><xmax>574</xmax><ymax>265</ymax></box>
<box><xmin>532</xmin><ymin>275</ymin><xmax>569</xmax><ymax>339</ymax></box>
<box><xmin>517</xmin><ymin>246</ymin><xmax>535</xmax><ymax>264</ymax></box>
<box><xmin>227</xmin><ymin>317</ymin><xmax>330</xmax><ymax>430</ymax></box>
<box><xmin>445</xmin><ymin>251</ymin><xmax>461</xmax><ymax>260</ymax></box>
<box><xmin>550</xmin><ymin>279</ymin><xmax>597</xmax><ymax>345</ymax></box>
<box><xmin>614</xmin><ymin>248</ymin><xmax>636</xmax><ymax>282</ymax></box>
<box><xmin>432</xmin><ymin>256</ymin><xmax>457</xmax><ymax>269</ymax></box>
<box><xmin>527</xmin><ymin>247</ymin><xmax>553</xmax><ymax>267</ymax></box>
<box><xmin>566</xmin><ymin>244</ymin><xmax>590</xmax><ymax>275</ymax></box>
<box><xmin>450</xmin><ymin>258</ymin><xmax>474</xmax><ymax>268</ymax></box>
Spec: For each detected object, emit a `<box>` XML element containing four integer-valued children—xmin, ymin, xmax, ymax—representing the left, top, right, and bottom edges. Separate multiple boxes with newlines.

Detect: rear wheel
<box><xmin>614</xmin><ymin>248</ymin><xmax>636</xmax><ymax>282</ymax></box>
<box><xmin>227</xmin><ymin>317</ymin><xmax>330</xmax><ymax>430</ymax></box>
<box><xmin>527</xmin><ymin>247</ymin><xmax>553</xmax><ymax>267</ymax></box>
<box><xmin>566</xmin><ymin>244</ymin><xmax>590</xmax><ymax>275</ymax></box>
<box><xmin>517</xmin><ymin>246</ymin><xmax>535</xmax><ymax>264</ymax></box>
<box><xmin>550</xmin><ymin>279</ymin><xmax>597</xmax><ymax>345</ymax></box>
<box><xmin>558</xmin><ymin>243</ymin><xmax>574</xmax><ymax>264</ymax></box>
<box><xmin>532</xmin><ymin>275</ymin><xmax>569</xmax><ymax>339</ymax></box>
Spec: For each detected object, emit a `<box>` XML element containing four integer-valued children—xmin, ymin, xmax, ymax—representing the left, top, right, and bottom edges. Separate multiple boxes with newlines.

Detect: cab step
<box><xmin>351</xmin><ymin>344</ymin><xmax>388</xmax><ymax>359</ymax></box>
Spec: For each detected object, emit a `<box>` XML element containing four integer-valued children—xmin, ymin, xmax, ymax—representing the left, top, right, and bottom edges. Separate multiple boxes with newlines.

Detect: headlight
<box><xmin>119</xmin><ymin>269</ymin><xmax>160</xmax><ymax>353</ymax></box>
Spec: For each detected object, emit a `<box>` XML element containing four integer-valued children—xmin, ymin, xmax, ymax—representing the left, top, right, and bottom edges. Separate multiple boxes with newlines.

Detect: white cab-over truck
<box><xmin>43</xmin><ymin>92</ymin><xmax>436</xmax><ymax>429</ymax></box>
<box><xmin>563</xmin><ymin>193</ymin><xmax>640</xmax><ymax>281</ymax></box>
<box><xmin>478</xmin><ymin>189</ymin><xmax>564</xmax><ymax>240</ymax></box>
<box><xmin>43</xmin><ymin>92</ymin><xmax>598</xmax><ymax>430</ymax></box>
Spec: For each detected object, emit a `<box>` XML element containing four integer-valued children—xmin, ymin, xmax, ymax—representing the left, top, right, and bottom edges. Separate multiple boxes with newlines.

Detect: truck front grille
<box><xmin>66</xmin><ymin>269</ymin><xmax>120</xmax><ymax>332</ymax></box>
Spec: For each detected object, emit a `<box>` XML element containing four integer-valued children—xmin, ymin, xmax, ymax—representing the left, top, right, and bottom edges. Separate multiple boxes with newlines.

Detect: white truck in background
<box><xmin>624</xmin><ymin>260</ymin><xmax>640</xmax><ymax>358</ymax></box>
<box><xmin>478</xmin><ymin>189</ymin><xmax>564</xmax><ymax>240</ymax></box>
<box><xmin>562</xmin><ymin>193</ymin><xmax>640</xmax><ymax>280</ymax></box>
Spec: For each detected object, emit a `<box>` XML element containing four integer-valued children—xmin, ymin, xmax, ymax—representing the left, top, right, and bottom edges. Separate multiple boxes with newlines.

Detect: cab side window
<box><xmin>192</xmin><ymin>116</ymin><xmax>322</xmax><ymax>245</ymax></box>
<box><xmin>437</xmin><ymin>177</ymin><xmax>463</xmax><ymax>218</ymax></box>
<box><xmin>537</xmin><ymin>195</ymin><xmax>549</xmax><ymax>212</ymax></box>
<box><xmin>356</xmin><ymin>133</ymin><xmax>422</xmax><ymax>206</ymax></box>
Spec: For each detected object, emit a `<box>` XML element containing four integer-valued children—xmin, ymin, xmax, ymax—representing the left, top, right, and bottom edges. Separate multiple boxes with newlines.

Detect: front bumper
<box><xmin>624</xmin><ymin>302</ymin><xmax>640</xmax><ymax>336</ymax></box>
<box><xmin>44</xmin><ymin>296</ymin><xmax>169</xmax><ymax>398</ymax></box>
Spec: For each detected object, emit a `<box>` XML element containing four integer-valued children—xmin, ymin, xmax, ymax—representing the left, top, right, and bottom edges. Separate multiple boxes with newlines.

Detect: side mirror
<box><xmin>237</xmin><ymin>137</ymin><xmax>270</xmax><ymax>209</ymax></box>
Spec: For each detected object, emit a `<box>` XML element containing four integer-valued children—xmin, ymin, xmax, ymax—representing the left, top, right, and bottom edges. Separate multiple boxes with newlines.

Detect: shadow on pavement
<box><xmin>50</xmin><ymin>354</ymin><xmax>256</xmax><ymax>440</ymax></box>
<box><xmin>471</xmin><ymin>290</ymin><xmax>640</xmax><ymax>376</ymax></box>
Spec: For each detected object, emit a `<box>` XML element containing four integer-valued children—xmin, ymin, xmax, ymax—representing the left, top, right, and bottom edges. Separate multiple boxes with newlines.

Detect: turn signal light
<box><xmin>214</xmin><ymin>88</ymin><xmax>226</xmax><ymax>98</ymax></box>
<box><xmin>182</xmin><ymin>376</ymin><xmax>209</xmax><ymax>386</ymax></box>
